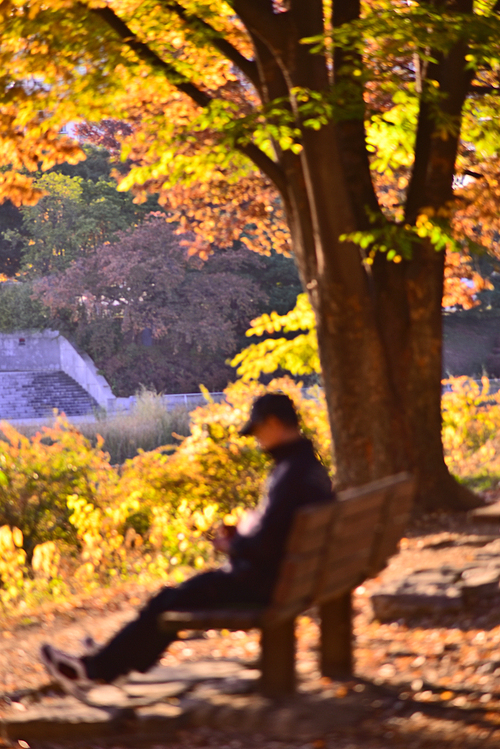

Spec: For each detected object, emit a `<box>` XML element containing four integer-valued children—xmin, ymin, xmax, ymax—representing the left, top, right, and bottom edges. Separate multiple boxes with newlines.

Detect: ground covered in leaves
<box><xmin>4</xmin><ymin>512</ymin><xmax>500</xmax><ymax>748</ymax></box>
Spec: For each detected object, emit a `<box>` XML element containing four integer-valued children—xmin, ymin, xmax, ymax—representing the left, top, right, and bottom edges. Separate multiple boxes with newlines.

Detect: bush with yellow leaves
<box><xmin>0</xmin><ymin>525</ymin><xmax>27</xmax><ymax>606</ymax></box>
<box><xmin>2</xmin><ymin>373</ymin><xmax>500</xmax><ymax>612</ymax></box>
<box><xmin>442</xmin><ymin>376</ymin><xmax>500</xmax><ymax>490</ymax></box>
<box><xmin>0</xmin><ymin>377</ymin><xmax>332</xmax><ymax>610</ymax></box>
<box><xmin>113</xmin><ymin>378</ymin><xmax>332</xmax><ymax>575</ymax></box>
<box><xmin>0</xmin><ymin>419</ymin><xmax>117</xmax><ymax>556</ymax></box>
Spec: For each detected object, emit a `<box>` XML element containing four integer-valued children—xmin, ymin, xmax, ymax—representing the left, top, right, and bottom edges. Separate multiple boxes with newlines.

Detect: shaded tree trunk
<box><xmin>291</xmin><ymin>207</ymin><xmax>480</xmax><ymax>512</ymax></box>
<box><xmin>279</xmin><ymin>0</ymin><xmax>480</xmax><ymax>511</ymax></box>
<box><xmin>371</xmin><ymin>244</ymin><xmax>480</xmax><ymax>510</ymax></box>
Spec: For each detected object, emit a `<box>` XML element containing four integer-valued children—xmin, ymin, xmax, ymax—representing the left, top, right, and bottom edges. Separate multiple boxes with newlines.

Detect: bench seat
<box><xmin>161</xmin><ymin>608</ymin><xmax>266</xmax><ymax>631</ymax></box>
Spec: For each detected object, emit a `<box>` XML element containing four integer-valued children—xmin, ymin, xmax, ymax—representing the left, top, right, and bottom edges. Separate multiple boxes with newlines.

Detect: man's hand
<box><xmin>212</xmin><ymin>524</ymin><xmax>236</xmax><ymax>553</ymax></box>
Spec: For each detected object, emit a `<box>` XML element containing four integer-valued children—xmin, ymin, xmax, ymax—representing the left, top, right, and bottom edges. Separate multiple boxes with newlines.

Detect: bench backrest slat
<box><xmin>315</xmin><ymin>489</ymin><xmax>385</xmax><ymax>602</ymax></box>
<box><xmin>315</xmin><ymin>473</ymin><xmax>415</xmax><ymax>604</ymax></box>
<box><xmin>270</xmin><ymin>501</ymin><xmax>336</xmax><ymax>615</ymax></box>
<box><xmin>267</xmin><ymin>473</ymin><xmax>415</xmax><ymax>623</ymax></box>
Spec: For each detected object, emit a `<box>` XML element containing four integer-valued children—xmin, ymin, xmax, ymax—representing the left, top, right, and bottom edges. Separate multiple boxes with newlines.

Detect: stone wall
<box><xmin>0</xmin><ymin>330</ymin><xmax>114</xmax><ymax>408</ymax></box>
<box><xmin>0</xmin><ymin>330</ymin><xmax>61</xmax><ymax>372</ymax></box>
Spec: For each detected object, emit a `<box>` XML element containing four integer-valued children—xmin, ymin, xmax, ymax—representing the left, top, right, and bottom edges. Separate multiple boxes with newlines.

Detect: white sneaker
<box><xmin>40</xmin><ymin>644</ymin><xmax>95</xmax><ymax>700</ymax></box>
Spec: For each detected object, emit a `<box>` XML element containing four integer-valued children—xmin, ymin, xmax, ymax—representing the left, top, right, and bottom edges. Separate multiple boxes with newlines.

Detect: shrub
<box><xmin>4</xmin><ymin>373</ymin><xmax>500</xmax><ymax>613</ymax></box>
<box><xmin>0</xmin><ymin>377</ymin><xmax>332</xmax><ymax>610</ymax></box>
<box><xmin>112</xmin><ymin>378</ymin><xmax>332</xmax><ymax>571</ymax></box>
<box><xmin>0</xmin><ymin>419</ymin><xmax>117</xmax><ymax>556</ymax></box>
<box><xmin>442</xmin><ymin>376</ymin><xmax>500</xmax><ymax>490</ymax></box>
<box><xmin>82</xmin><ymin>389</ymin><xmax>191</xmax><ymax>463</ymax></box>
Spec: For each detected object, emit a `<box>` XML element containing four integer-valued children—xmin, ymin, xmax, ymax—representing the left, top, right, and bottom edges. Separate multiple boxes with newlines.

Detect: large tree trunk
<box><xmin>371</xmin><ymin>242</ymin><xmax>481</xmax><ymax>511</ymax></box>
<box><xmin>297</xmin><ymin>217</ymin><xmax>480</xmax><ymax>511</ymax></box>
<box><xmin>286</xmin><ymin>120</ymin><xmax>480</xmax><ymax>512</ymax></box>
<box><xmin>233</xmin><ymin>0</ymin><xmax>482</xmax><ymax>512</ymax></box>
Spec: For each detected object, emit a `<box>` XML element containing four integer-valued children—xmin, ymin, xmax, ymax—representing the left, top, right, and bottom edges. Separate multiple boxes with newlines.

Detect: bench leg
<box><xmin>260</xmin><ymin>618</ymin><xmax>295</xmax><ymax>697</ymax></box>
<box><xmin>320</xmin><ymin>592</ymin><xmax>353</xmax><ymax>678</ymax></box>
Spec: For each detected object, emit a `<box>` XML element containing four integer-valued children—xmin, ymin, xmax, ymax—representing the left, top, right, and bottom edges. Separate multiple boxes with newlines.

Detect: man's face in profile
<box><xmin>252</xmin><ymin>415</ymin><xmax>299</xmax><ymax>451</ymax></box>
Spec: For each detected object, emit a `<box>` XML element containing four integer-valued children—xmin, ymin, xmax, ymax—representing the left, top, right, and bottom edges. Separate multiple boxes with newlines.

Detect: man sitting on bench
<box><xmin>41</xmin><ymin>393</ymin><xmax>334</xmax><ymax>696</ymax></box>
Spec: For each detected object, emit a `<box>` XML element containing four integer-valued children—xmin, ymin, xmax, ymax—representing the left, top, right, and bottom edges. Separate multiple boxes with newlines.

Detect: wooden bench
<box><xmin>159</xmin><ymin>472</ymin><xmax>415</xmax><ymax>696</ymax></box>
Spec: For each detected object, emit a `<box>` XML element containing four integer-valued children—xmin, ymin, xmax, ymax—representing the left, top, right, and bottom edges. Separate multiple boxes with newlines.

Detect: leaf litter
<box><xmin>3</xmin><ymin>513</ymin><xmax>500</xmax><ymax>747</ymax></box>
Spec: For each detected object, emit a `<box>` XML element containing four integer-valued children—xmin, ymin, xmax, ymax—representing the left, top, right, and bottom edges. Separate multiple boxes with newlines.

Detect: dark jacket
<box><xmin>228</xmin><ymin>437</ymin><xmax>334</xmax><ymax>601</ymax></box>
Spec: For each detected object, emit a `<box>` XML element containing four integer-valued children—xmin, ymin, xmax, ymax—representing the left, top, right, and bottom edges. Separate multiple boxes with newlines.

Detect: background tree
<box><xmin>4</xmin><ymin>0</ymin><xmax>500</xmax><ymax>510</ymax></box>
<box><xmin>5</xmin><ymin>171</ymin><xmax>154</xmax><ymax>277</ymax></box>
<box><xmin>0</xmin><ymin>281</ymin><xmax>48</xmax><ymax>331</ymax></box>
<box><xmin>35</xmin><ymin>218</ymin><xmax>269</xmax><ymax>394</ymax></box>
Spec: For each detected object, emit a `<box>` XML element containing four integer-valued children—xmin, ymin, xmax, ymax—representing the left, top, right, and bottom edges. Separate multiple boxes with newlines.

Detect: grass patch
<box><xmin>9</xmin><ymin>389</ymin><xmax>192</xmax><ymax>464</ymax></box>
<box><xmin>85</xmin><ymin>391</ymin><xmax>191</xmax><ymax>463</ymax></box>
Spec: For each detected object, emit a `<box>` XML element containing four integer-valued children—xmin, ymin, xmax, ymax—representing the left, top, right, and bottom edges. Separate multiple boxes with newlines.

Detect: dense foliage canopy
<box><xmin>1</xmin><ymin>0</ymin><xmax>500</xmax><ymax>266</ymax></box>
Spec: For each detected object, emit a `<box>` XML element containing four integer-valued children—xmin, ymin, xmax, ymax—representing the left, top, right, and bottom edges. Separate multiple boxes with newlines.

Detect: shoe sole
<box><xmin>40</xmin><ymin>646</ymin><xmax>94</xmax><ymax>705</ymax></box>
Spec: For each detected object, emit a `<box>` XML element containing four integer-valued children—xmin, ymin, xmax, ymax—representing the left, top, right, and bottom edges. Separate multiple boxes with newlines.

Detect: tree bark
<box><xmin>372</xmin><ymin>244</ymin><xmax>481</xmax><ymax>511</ymax></box>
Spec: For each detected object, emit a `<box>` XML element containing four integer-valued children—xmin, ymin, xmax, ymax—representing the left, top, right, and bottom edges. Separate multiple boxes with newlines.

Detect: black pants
<box><xmin>83</xmin><ymin>569</ymin><xmax>266</xmax><ymax>683</ymax></box>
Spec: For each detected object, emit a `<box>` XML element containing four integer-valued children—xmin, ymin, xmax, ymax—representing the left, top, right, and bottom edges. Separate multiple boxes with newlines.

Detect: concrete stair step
<box><xmin>0</xmin><ymin>371</ymin><xmax>98</xmax><ymax>419</ymax></box>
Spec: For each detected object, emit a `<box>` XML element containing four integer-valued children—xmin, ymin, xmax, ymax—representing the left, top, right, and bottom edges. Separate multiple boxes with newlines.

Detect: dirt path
<box><xmin>3</xmin><ymin>513</ymin><xmax>500</xmax><ymax>748</ymax></box>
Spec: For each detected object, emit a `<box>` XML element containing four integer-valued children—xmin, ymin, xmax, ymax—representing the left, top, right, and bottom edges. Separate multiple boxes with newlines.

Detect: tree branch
<box><xmin>161</xmin><ymin>2</ymin><xmax>260</xmax><ymax>89</ymax></box>
<box><xmin>332</xmin><ymin>0</ymin><xmax>381</xmax><ymax>227</ymax></box>
<box><xmin>469</xmin><ymin>84</ymin><xmax>500</xmax><ymax>95</ymax></box>
<box><xmin>240</xmin><ymin>142</ymin><xmax>288</xmax><ymax>193</ymax></box>
<box><xmin>90</xmin><ymin>6</ymin><xmax>212</xmax><ymax>108</ymax></box>
<box><xmin>88</xmin><ymin>5</ymin><xmax>287</xmax><ymax>192</ymax></box>
<box><xmin>405</xmin><ymin>0</ymin><xmax>474</xmax><ymax>219</ymax></box>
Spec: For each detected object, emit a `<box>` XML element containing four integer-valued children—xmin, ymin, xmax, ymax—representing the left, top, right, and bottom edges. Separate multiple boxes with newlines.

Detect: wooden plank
<box><xmin>319</xmin><ymin>519</ymin><xmax>381</xmax><ymax>576</ymax></box>
<box><xmin>315</xmin><ymin>474</ymin><xmax>409</xmax><ymax>601</ymax></box>
<box><xmin>286</xmin><ymin>531</ymin><xmax>331</xmax><ymax>555</ymax></box>
<box><xmin>331</xmin><ymin>524</ymin><xmax>381</xmax><ymax>553</ymax></box>
<box><xmin>320</xmin><ymin>593</ymin><xmax>353</xmax><ymax>677</ymax></box>
<box><xmin>278</xmin><ymin>568</ymin><xmax>322</xmax><ymax>596</ymax></box>
<box><xmin>334</xmin><ymin>516</ymin><xmax>381</xmax><ymax>542</ymax></box>
<box><xmin>159</xmin><ymin>609</ymin><xmax>264</xmax><ymax>631</ymax></box>
<box><xmin>327</xmin><ymin>494</ymin><xmax>385</xmax><ymax>552</ymax></box>
<box><xmin>317</xmin><ymin>543</ymin><xmax>375</xmax><ymax>596</ymax></box>
<box><xmin>324</xmin><ymin>546</ymin><xmax>372</xmax><ymax>571</ymax></box>
<box><xmin>286</xmin><ymin>501</ymin><xmax>337</xmax><ymax>554</ymax></box>
<box><xmin>329</xmin><ymin>535</ymin><xmax>375</xmax><ymax>561</ymax></box>
<box><xmin>260</xmin><ymin>618</ymin><xmax>296</xmax><ymax>696</ymax></box>
<box><xmin>317</xmin><ymin>558</ymin><xmax>369</xmax><ymax>601</ymax></box>
<box><xmin>272</xmin><ymin>560</ymin><xmax>320</xmax><ymax>607</ymax></box>
<box><xmin>276</xmin><ymin>577</ymin><xmax>317</xmax><ymax>607</ymax></box>
<box><xmin>337</xmin><ymin>473</ymin><xmax>410</xmax><ymax>503</ymax></box>
<box><xmin>336</xmin><ymin>490</ymin><xmax>386</xmax><ymax>516</ymax></box>
<box><xmin>270</xmin><ymin>500</ymin><xmax>337</xmax><ymax>609</ymax></box>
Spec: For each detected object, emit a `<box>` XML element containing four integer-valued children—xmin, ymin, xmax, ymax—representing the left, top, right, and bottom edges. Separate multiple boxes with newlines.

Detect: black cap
<box><xmin>240</xmin><ymin>393</ymin><xmax>299</xmax><ymax>436</ymax></box>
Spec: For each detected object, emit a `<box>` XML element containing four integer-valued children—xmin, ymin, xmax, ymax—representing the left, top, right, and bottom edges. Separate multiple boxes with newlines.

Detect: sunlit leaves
<box><xmin>1</xmin><ymin>0</ymin><xmax>500</xmax><ymax>282</ymax></box>
<box><xmin>366</xmin><ymin>90</ymin><xmax>418</xmax><ymax>173</ymax></box>
<box><xmin>442</xmin><ymin>376</ymin><xmax>500</xmax><ymax>477</ymax></box>
<box><xmin>231</xmin><ymin>293</ymin><xmax>320</xmax><ymax>380</ymax></box>
<box><xmin>308</xmin><ymin>1</ymin><xmax>500</xmax><ymax>70</ymax></box>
